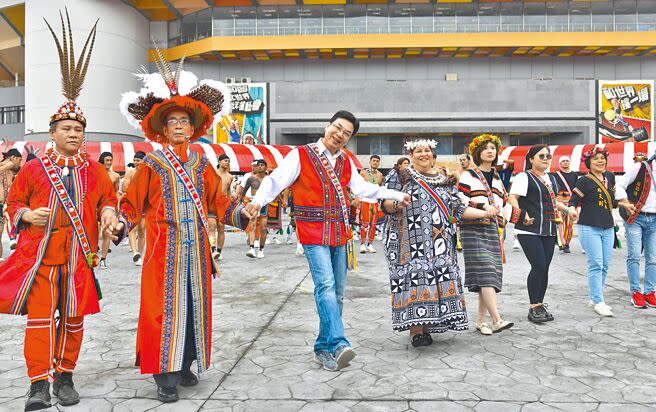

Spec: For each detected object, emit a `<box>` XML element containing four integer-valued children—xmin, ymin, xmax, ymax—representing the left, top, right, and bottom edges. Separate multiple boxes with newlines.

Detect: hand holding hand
<box><xmin>101</xmin><ymin>210</ymin><xmax>120</xmax><ymax>241</ymax></box>
<box><xmin>483</xmin><ymin>204</ymin><xmax>499</xmax><ymax>218</ymax></box>
<box><xmin>244</xmin><ymin>202</ymin><xmax>260</xmax><ymax>219</ymax></box>
<box><xmin>623</xmin><ymin>202</ymin><xmax>637</xmax><ymax>215</ymax></box>
<box><xmin>23</xmin><ymin>207</ymin><xmax>51</xmax><ymax>226</ymax></box>
<box><xmin>567</xmin><ymin>207</ymin><xmax>579</xmax><ymax>221</ymax></box>
<box><xmin>399</xmin><ymin>194</ymin><xmax>411</xmax><ymax>208</ymax></box>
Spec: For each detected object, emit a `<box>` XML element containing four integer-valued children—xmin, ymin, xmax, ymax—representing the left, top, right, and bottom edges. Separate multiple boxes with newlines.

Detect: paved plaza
<box><xmin>1</xmin><ymin>227</ymin><xmax>655</xmax><ymax>411</ymax></box>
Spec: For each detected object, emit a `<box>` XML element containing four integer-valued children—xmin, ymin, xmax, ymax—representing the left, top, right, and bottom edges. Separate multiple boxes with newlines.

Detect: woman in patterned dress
<box><xmin>381</xmin><ymin>139</ymin><xmax>496</xmax><ymax>347</ymax></box>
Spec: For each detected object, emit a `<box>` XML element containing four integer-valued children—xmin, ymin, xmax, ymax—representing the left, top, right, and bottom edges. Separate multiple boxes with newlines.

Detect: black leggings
<box><xmin>518</xmin><ymin>235</ymin><xmax>556</xmax><ymax>304</ymax></box>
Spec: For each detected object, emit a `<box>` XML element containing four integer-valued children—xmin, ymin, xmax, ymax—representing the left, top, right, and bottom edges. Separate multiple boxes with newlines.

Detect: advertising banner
<box><xmin>598</xmin><ymin>80</ymin><xmax>653</xmax><ymax>143</ymax></box>
<box><xmin>214</xmin><ymin>82</ymin><xmax>267</xmax><ymax>144</ymax></box>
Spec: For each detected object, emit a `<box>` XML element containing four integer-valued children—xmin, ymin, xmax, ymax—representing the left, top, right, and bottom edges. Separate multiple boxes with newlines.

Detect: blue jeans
<box><xmin>625</xmin><ymin>213</ymin><xmax>656</xmax><ymax>293</ymax></box>
<box><xmin>578</xmin><ymin>225</ymin><xmax>614</xmax><ymax>304</ymax></box>
<box><xmin>303</xmin><ymin>244</ymin><xmax>350</xmax><ymax>354</ymax></box>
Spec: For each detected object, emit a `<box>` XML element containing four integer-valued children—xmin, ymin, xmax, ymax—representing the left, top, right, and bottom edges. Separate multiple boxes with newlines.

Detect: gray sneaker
<box><xmin>334</xmin><ymin>345</ymin><xmax>356</xmax><ymax>370</ymax></box>
<box><xmin>313</xmin><ymin>350</ymin><xmax>337</xmax><ymax>371</ymax></box>
<box><xmin>52</xmin><ymin>372</ymin><xmax>79</xmax><ymax>406</ymax></box>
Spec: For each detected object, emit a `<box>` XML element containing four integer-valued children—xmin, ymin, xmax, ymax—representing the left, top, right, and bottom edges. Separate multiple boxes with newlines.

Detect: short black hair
<box><xmin>127</xmin><ymin>162</ymin><xmax>135</xmax><ymax>168</ymax></box>
<box><xmin>98</xmin><ymin>152</ymin><xmax>113</xmax><ymax>164</ymax></box>
<box><xmin>4</xmin><ymin>148</ymin><xmax>21</xmax><ymax>160</ymax></box>
<box><xmin>329</xmin><ymin>110</ymin><xmax>359</xmax><ymax>136</ymax></box>
<box><xmin>459</xmin><ymin>153</ymin><xmax>471</xmax><ymax>160</ymax></box>
<box><xmin>584</xmin><ymin>151</ymin><xmax>608</xmax><ymax>170</ymax></box>
<box><xmin>370</xmin><ymin>155</ymin><xmax>380</xmax><ymax>161</ymax></box>
<box><xmin>524</xmin><ymin>144</ymin><xmax>550</xmax><ymax>171</ymax></box>
<box><xmin>134</xmin><ymin>151</ymin><xmax>146</xmax><ymax>160</ymax></box>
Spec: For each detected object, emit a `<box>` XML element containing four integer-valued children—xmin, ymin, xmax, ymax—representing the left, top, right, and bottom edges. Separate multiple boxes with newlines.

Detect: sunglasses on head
<box><xmin>537</xmin><ymin>153</ymin><xmax>552</xmax><ymax>160</ymax></box>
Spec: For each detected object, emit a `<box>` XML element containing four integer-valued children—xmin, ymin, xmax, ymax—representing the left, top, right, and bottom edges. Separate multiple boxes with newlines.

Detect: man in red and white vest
<box><xmin>616</xmin><ymin>151</ymin><xmax>656</xmax><ymax>309</ymax></box>
<box><xmin>247</xmin><ymin>110</ymin><xmax>410</xmax><ymax>371</ymax></box>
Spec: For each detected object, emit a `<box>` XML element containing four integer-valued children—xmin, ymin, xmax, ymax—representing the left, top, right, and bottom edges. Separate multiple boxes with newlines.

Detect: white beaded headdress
<box><xmin>404</xmin><ymin>139</ymin><xmax>438</xmax><ymax>152</ymax></box>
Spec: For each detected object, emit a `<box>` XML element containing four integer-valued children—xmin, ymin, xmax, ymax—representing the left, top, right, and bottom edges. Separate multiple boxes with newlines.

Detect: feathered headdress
<box><xmin>404</xmin><ymin>139</ymin><xmax>438</xmax><ymax>152</ymax></box>
<box><xmin>44</xmin><ymin>8</ymin><xmax>98</xmax><ymax>127</ymax></box>
<box><xmin>469</xmin><ymin>134</ymin><xmax>503</xmax><ymax>156</ymax></box>
<box><xmin>581</xmin><ymin>145</ymin><xmax>609</xmax><ymax>165</ymax></box>
<box><xmin>120</xmin><ymin>43</ymin><xmax>231</xmax><ymax>144</ymax></box>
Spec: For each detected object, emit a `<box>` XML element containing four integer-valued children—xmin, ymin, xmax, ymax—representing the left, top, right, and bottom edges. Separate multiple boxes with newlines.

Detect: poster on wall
<box><xmin>598</xmin><ymin>80</ymin><xmax>653</xmax><ymax>143</ymax></box>
<box><xmin>214</xmin><ymin>82</ymin><xmax>267</xmax><ymax>145</ymax></box>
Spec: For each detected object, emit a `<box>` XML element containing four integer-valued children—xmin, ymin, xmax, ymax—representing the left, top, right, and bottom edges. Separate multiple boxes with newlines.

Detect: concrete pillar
<box><xmin>25</xmin><ymin>0</ymin><xmax>149</xmax><ymax>141</ymax></box>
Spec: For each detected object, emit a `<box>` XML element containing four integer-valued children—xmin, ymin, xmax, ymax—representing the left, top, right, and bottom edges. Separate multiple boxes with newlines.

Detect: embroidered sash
<box><xmin>472</xmin><ymin>168</ymin><xmax>506</xmax><ymax>263</ymax></box>
<box><xmin>162</xmin><ymin>148</ymin><xmax>208</xmax><ymax>229</ymax></box>
<box><xmin>308</xmin><ymin>144</ymin><xmax>357</xmax><ymax>270</ymax></box>
<box><xmin>586</xmin><ymin>173</ymin><xmax>614</xmax><ymax>214</ymax></box>
<box><xmin>620</xmin><ymin>161</ymin><xmax>653</xmax><ymax>224</ymax></box>
<box><xmin>556</xmin><ymin>171</ymin><xmax>573</xmax><ymax>196</ymax></box>
<box><xmin>40</xmin><ymin>156</ymin><xmax>99</xmax><ymax>268</ymax></box>
<box><xmin>411</xmin><ymin>174</ymin><xmax>455</xmax><ymax>226</ymax></box>
<box><xmin>529</xmin><ymin>170</ymin><xmax>562</xmax><ymax>224</ymax></box>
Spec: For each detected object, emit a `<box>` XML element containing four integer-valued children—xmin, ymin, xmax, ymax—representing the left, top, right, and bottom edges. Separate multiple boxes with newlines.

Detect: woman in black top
<box><xmin>508</xmin><ymin>145</ymin><xmax>576</xmax><ymax>324</ymax></box>
<box><xmin>568</xmin><ymin>146</ymin><xmax>617</xmax><ymax>317</ymax></box>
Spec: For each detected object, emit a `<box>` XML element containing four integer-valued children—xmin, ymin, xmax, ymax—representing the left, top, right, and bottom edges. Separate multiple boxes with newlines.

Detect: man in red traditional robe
<box><xmin>117</xmin><ymin>51</ymin><xmax>249</xmax><ymax>403</ymax></box>
<box><xmin>0</xmin><ymin>12</ymin><xmax>119</xmax><ymax>411</ymax></box>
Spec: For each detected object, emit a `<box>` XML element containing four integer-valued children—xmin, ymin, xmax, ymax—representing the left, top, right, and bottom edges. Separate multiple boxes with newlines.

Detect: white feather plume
<box><xmin>135</xmin><ymin>72</ymin><xmax>170</xmax><ymax>99</ymax></box>
<box><xmin>177</xmin><ymin>71</ymin><xmax>198</xmax><ymax>96</ymax></box>
<box><xmin>119</xmin><ymin>90</ymin><xmax>144</xmax><ymax>130</ymax></box>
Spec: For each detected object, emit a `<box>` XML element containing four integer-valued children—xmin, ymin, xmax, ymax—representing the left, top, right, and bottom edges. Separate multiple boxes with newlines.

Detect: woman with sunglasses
<box><xmin>568</xmin><ymin>146</ymin><xmax>616</xmax><ymax>317</ymax></box>
<box><xmin>508</xmin><ymin>145</ymin><xmax>577</xmax><ymax>323</ymax></box>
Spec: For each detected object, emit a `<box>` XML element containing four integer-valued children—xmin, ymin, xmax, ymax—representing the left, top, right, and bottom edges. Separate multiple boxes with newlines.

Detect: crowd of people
<box><xmin>1</xmin><ymin>11</ymin><xmax>656</xmax><ymax>412</ymax></box>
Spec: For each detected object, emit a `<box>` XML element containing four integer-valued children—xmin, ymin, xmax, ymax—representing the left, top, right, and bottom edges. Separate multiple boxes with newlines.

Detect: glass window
<box><xmin>546</xmin><ymin>2</ymin><xmax>567</xmax><ymax>32</ymax></box>
<box><xmin>299</xmin><ymin>6</ymin><xmax>321</xmax><ymax>35</ymax></box>
<box><xmin>168</xmin><ymin>19</ymin><xmax>181</xmax><ymax>46</ymax></box>
<box><xmin>501</xmin><ymin>3</ymin><xmax>522</xmax><ymax>32</ymax></box>
<box><xmin>389</xmin><ymin>4</ymin><xmax>411</xmax><ymax>34</ymax></box>
<box><xmin>569</xmin><ymin>3</ymin><xmax>591</xmax><ymax>32</ymax></box>
<box><xmin>345</xmin><ymin>5</ymin><xmax>366</xmax><ymax>34</ymax></box>
<box><xmin>412</xmin><ymin>4</ymin><xmax>433</xmax><ymax>34</ymax></box>
<box><xmin>323</xmin><ymin>6</ymin><xmax>345</xmax><ymax>34</ymax></box>
<box><xmin>455</xmin><ymin>4</ymin><xmax>476</xmax><ymax>32</ymax></box>
<box><xmin>196</xmin><ymin>8</ymin><xmax>212</xmax><ymax>39</ymax></box>
<box><xmin>234</xmin><ymin>7</ymin><xmax>256</xmax><ymax>36</ymax></box>
<box><xmin>18</xmin><ymin>106</ymin><xmax>24</xmax><ymax>123</ymax></box>
<box><xmin>524</xmin><ymin>3</ymin><xmax>545</xmax><ymax>32</ymax></box>
<box><xmin>478</xmin><ymin>3</ymin><xmax>500</xmax><ymax>33</ymax></box>
<box><xmin>213</xmin><ymin>7</ymin><xmax>234</xmax><ymax>37</ymax></box>
<box><xmin>615</xmin><ymin>0</ymin><xmax>637</xmax><ymax>31</ymax></box>
<box><xmin>4</xmin><ymin>107</ymin><xmax>18</xmax><ymax>124</ymax></box>
<box><xmin>257</xmin><ymin>7</ymin><xmax>278</xmax><ymax>35</ymax></box>
<box><xmin>638</xmin><ymin>1</ymin><xmax>656</xmax><ymax>30</ymax></box>
<box><xmin>180</xmin><ymin>13</ymin><xmax>196</xmax><ymax>44</ymax></box>
<box><xmin>366</xmin><ymin>4</ymin><xmax>388</xmax><ymax>35</ymax></box>
<box><xmin>591</xmin><ymin>2</ymin><xmax>612</xmax><ymax>31</ymax></box>
<box><xmin>434</xmin><ymin>4</ymin><xmax>455</xmax><ymax>33</ymax></box>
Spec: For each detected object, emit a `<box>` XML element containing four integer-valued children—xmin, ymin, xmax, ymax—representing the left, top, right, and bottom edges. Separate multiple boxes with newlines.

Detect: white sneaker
<box><xmin>100</xmin><ymin>260</ymin><xmax>108</xmax><ymax>269</ymax></box>
<box><xmin>589</xmin><ymin>300</ymin><xmax>612</xmax><ymax>311</ymax></box>
<box><xmin>122</xmin><ymin>238</ymin><xmax>129</xmax><ymax>246</ymax></box>
<box><xmin>353</xmin><ymin>234</ymin><xmax>360</xmax><ymax>241</ymax></box>
<box><xmin>135</xmin><ymin>257</ymin><xmax>143</xmax><ymax>266</ymax></box>
<box><xmin>285</xmin><ymin>237</ymin><xmax>294</xmax><ymax>245</ymax></box>
<box><xmin>9</xmin><ymin>239</ymin><xmax>16</xmax><ymax>250</ymax></box>
<box><xmin>367</xmin><ymin>244</ymin><xmax>376</xmax><ymax>253</ymax></box>
<box><xmin>272</xmin><ymin>237</ymin><xmax>282</xmax><ymax>245</ymax></box>
<box><xmin>217</xmin><ymin>252</ymin><xmax>223</xmax><ymax>261</ymax></box>
<box><xmin>246</xmin><ymin>248</ymin><xmax>256</xmax><ymax>258</ymax></box>
<box><xmin>296</xmin><ymin>243</ymin><xmax>304</xmax><ymax>255</ymax></box>
<box><xmin>254</xmin><ymin>240</ymin><xmax>260</xmax><ymax>249</ymax></box>
<box><xmin>257</xmin><ymin>250</ymin><xmax>264</xmax><ymax>259</ymax></box>
<box><xmin>360</xmin><ymin>244</ymin><xmax>367</xmax><ymax>253</ymax></box>
<box><xmin>375</xmin><ymin>235</ymin><xmax>383</xmax><ymax>241</ymax></box>
<box><xmin>512</xmin><ymin>239</ymin><xmax>520</xmax><ymax>250</ymax></box>
<box><xmin>593</xmin><ymin>302</ymin><xmax>613</xmax><ymax>317</ymax></box>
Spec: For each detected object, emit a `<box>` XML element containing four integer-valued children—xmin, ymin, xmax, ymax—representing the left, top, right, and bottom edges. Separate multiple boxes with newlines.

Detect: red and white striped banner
<box><xmin>8</xmin><ymin>141</ymin><xmax>363</xmax><ymax>173</ymax></box>
<box><xmin>499</xmin><ymin>142</ymin><xmax>656</xmax><ymax>173</ymax></box>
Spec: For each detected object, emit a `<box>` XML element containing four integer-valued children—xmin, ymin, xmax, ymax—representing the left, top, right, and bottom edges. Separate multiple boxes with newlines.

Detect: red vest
<box><xmin>291</xmin><ymin>145</ymin><xmax>352</xmax><ymax>246</ymax></box>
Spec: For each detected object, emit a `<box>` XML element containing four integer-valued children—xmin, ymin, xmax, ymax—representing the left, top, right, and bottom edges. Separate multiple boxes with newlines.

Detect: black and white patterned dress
<box><xmin>382</xmin><ymin>168</ymin><xmax>469</xmax><ymax>333</ymax></box>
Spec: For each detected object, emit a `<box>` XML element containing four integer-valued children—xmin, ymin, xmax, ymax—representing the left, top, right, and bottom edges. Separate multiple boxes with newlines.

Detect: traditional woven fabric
<box><xmin>461</xmin><ymin>222</ymin><xmax>503</xmax><ymax>292</ymax></box>
<box><xmin>382</xmin><ymin>168</ymin><xmax>468</xmax><ymax>333</ymax></box>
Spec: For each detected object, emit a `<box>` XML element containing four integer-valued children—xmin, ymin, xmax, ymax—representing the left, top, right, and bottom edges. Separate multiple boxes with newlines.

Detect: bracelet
<box><xmin>392</xmin><ymin>200</ymin><xmax>399</xmax><ymax>212</ymax></box>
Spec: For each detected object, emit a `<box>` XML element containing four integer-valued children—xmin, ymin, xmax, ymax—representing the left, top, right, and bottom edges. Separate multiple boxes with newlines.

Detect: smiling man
<box><xmin>117</xmin><ymin>53</ymin><xmax>249</xmax><ymax>403</ymax></box>
<box><xmin>246</xmin><ymin>110</ymin><xmax>410</xmax><ymax>372</ymax></box>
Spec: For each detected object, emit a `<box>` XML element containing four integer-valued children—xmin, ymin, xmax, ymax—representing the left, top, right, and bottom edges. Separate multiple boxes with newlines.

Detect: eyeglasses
<box><xmin>330</xmin><ymin>122</ymin><xmax>353</xmax><ymax>138</ymax></box>
<box><xmin>537</xmin><ymin>153</ymin><xmax>552</xmax><ymax>160</ymax></box>
<box><xmin>167</xmin><ymin>118</ymin><xmax>190</xmax><ymax>126</ymax></box>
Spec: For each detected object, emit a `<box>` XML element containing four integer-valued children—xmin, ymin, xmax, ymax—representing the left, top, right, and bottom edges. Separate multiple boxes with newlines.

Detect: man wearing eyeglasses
<box><xmin>245</xmin><ymin>110</ymin><xmax>411</xmax><ymax>371</ymax></box>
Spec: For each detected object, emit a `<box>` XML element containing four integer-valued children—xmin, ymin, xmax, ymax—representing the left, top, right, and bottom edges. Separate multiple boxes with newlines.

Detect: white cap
<box><xmin>559</xmin><ymin>156</ymin><xmax>571</xmax><ymax>163</ymax></box>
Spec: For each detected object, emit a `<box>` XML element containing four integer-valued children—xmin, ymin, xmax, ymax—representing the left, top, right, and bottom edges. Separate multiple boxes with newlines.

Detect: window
<box><xmin>233</xmin><ymin>7</ymin><xmax>256</xmax><ymax>36</ymax></box>
<box><xmin>501</xmin><ymin>3</ymin><xmax>522</xmax><ymax>32</ymax></box>
<box><xmin>280</xmin><ymin>6</ymin><xmax>300</xmax><ymax>35</ymax></box>
<box><xmin>455</xmin><ymin>4</ymin><xmax>476</xmax><ymax>32</ymax></box>
<box><xmin>257</xmin><ymin>7</ymin><xmax>278</xmax><ymax>35</ymax></box>
<box><xmin>389</xmin><ymin>4</ymin><xmax>412</xmax><ymax>34</ymax></box>
<box><xmin>367</xmin><ymin>4</ymin><xmax>388</xmax><ymax>35</ymax></box>
<box><xmin>168</xmin><ymin>19</ymin><xmax>181</xmax><ymax>46</ymax></box>
<box><xmin>569</xmin><ymin>3</ymin><xmax>591</xmax><ymax>32</ymax></box>
<box><xmin>434</xmin><ymin>4</ymin><xmax>455</xmax><ymax>33</ymax></box>
<box><xmin>591</xmin><ymin>2</ymin><xmax>612</xmax><ymax>31</ymax></box>
<box><xmin>615</xmin><ymin>0</ymin><xmax>637</xmax><ymax>31</ymax></box>
<box><xmin>479</xmin><ymin>3</ymin><xmax>500</xmax><ymax>33</ymax></box>
<box><xmin>323</xmin><ymin>6</ymin><xmax>345</xmax><ymax>34</ymax></box>
<box><xmin>412</xmin><ymin>4</ymin><xmax>433</xmax><ymax>34</ymax></box>
<box><xmin>3</xmin><ymin>106</ymin><xmax>21</xmax><ymax>124</ymax></box>
<box><xmin>345</xmin><ymin>5</ymin><xmax>366</xmax><ymax>34</ymax></box>
<box><xmin>196</xmin><ymin>8</ymin><xmax>212</xmax><ymax>39</ymax></box>
<box><xmin>213</xmin><ymin>8</ymin><xmax>234</xmax><ymax>37</ymax></box>
<box><xmin>180</xmin><ymin>13</ymin><xmax>196</xmax><ymax>44</ymax></box>
<box><xmin>299</xmin><ymin>6</ymin><xmax>321</xmax><ymax>35</ymax></box>
<box><xmin>524</xmin><ymin>3</ymin><xmax>546</xmax><ymax>32</ymax></box>
<box><xmin>546</xmin><ymin>2</ymin><xmax>567</xmax><ymax>32</ymax></box>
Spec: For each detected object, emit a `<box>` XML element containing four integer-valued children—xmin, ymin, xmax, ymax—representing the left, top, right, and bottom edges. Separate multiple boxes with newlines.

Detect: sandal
<box><xmin>475</xmin><ymin>322</ymin><xmax>493</xmax><ymax>336</ymax></box>
<box><xmin>492</xmin><ymin>319</ymin><xmax>514</xmax><ymax>333</ymax></box>
<box><xmin>411</xmin><ymin>333</ymin><xmax>432</xmax><ymax>347</ymax></box>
